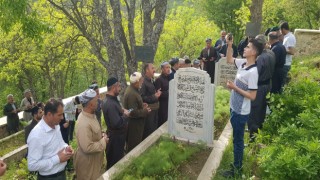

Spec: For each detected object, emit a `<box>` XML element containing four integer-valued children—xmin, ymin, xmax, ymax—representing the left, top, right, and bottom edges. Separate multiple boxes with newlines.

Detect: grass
<box><xmin>113</xmin><ymin>136</ymin><xmax>205</xmax><ymax>179</ymax></box>
<box><xmin>0</xmin><ymin>132</ymin><xmax>25</xmax><ymax>157</ymax></box>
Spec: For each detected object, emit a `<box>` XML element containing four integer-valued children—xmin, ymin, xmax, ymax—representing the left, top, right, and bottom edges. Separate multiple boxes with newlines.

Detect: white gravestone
<box><xmin>168</xmin><ymin>68</ymin><xmax>215</xmax><ymax>145</ymax></box>
<box><xmin>214</xmin><ymin>57</ymin><xmax>237</xmax><ymax>89</ymax></box>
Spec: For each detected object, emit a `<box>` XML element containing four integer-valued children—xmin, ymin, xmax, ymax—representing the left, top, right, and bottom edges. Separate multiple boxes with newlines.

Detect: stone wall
<box><xmin>0</xmin><ymin>124</ymin><xmax>8</xmax><ymax>139</ymax></box>
<box><xmin>294</xmin><ymin>29</ymin><xmax>320</xmax><ymax>57</ymax></box>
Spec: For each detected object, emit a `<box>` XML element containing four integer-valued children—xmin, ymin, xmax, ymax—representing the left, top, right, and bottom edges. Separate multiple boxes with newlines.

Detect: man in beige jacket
<box><xmin>74</xmin><ymin>89</ymin><xmax>109</xmax><ymax>180</ymax></box>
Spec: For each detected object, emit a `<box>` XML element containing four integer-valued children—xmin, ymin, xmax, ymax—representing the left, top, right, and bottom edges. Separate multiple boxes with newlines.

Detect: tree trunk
<box><xmin>142</xmin><ymin>0</ymin><xmax>167</xmax><ymax>54</ymax></box>
<box><xmin>249</xmin><ymin>0</ymin><xmax>264</xmax><ymax>33</ymax></box>
<box><xmin>47</xmin><ymin>0</ymin><xmax>167</xmax><ymax>88</ymax></box>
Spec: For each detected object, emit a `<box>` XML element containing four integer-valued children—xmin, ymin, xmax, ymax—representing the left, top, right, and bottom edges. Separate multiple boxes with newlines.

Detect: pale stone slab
<box><xmin>1</xmin><ymin>144</ymin><xmax>28</xmax><ymax>164</ymax></box>
<box><xmin>168</xmin><ymin>68</ymin><xmax>214</xmax><ymax>145</ymax></box>
<box><xmin>214</xmin><ymin>57</ymin><xmax>237</xmax><ymax>89</ymax></box>
<box><xmin>294</xmin><ymin>29</ymin><xmax>320</xmax><ymax>57</ymax></box>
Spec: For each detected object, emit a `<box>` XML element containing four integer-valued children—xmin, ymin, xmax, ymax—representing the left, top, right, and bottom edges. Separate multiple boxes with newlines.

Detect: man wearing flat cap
<box><xmin>198</xmin><ymin>38</ymin><xmax>219</xmax><ymax>83</ymax></box>
<box><xmin>102</xmin><ymin>77</ymin><xmax>130</xmax><ymax>170</ymax></box>
<box><xmin>74</xmin><ymin>89</ymin><xmax>109</xmax><ymax>180</ymax></box>
<box><xmin>20</xmin><ymin>89</ymin><xmax>36</xmax><ymax>121</ymax></box>
<box><xmin>123</xmin><ymin>72</ymin><xmax>151</xmax><ymax>152</ymax></box>
<box><xmin>193</xmin><ymin>59</ymin><xmax>201</xmax><ymax>69</ymax></box>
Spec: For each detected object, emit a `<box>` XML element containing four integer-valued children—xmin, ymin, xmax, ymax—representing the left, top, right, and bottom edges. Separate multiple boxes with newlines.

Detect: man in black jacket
<box><xmin>25</xmin><ymin>106</ymin><xmax>43</xmax><ymax>143</ymax></box>
<box><xmin>141</xmin><ymin>63</ymin><xmax>161</xmax><ymax>139</ymax></box>
<box><xmin>155</xmin><ymin>62</ymin><xmax>170</xmax><ymax>127</ymax></box>
<box><xmin>198</xmin><ymin>38</ymin><xmax>219</xmax><ymax>83</ymax></box>
<box><xmin>102</xmin><ymin>77</ymin><xmax>130</xmax><ymax>170</ymax></box>
<box><xmin>268</xmin><ymin>31</ymin><xmax>286</xmax><ymax>94</ymax></box>
<box><xmin>169</xmin><ymin>58</ymin><xmax>179</xmax><ymax>81</ymax></box>
<box><xmin>3</xmin><ymin>94</ymin><xmax>20</xmax><ymax>135</ymax></box>
<box><xmin>248</xmin><ymin>35</ymin><xmax>276</xmax><ymax>142</ymax></box>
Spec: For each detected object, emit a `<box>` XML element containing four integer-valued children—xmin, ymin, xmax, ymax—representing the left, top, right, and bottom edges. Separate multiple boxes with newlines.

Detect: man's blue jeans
<box><xmin>230</xmin><ymin>109</ymin><xmax>249</xmax><ymax>169</ymax></box>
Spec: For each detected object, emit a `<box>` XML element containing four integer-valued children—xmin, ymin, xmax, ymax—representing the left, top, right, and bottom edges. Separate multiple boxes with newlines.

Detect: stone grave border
<box><xmin>0</xmin><ymin>130</ymin><xmax>27</xmax><ymax>164</ymax></box>
<box><xmin>99</xmin><ymin>120</ymin><xmax>233</xmax><ymax>180</ymax></box>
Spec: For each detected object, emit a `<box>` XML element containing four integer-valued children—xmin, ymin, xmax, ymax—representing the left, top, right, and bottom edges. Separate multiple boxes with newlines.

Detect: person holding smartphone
<box><xmin>223</xmin><ymin>34</ymin><xmax>263</xmax><ymax>177</ymax></box>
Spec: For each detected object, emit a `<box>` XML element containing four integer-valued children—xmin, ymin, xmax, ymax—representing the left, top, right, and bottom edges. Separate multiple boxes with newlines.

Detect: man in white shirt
<box><xmin>64</xmin><ymin>96</ymin><xmax>80</xmax><ymax>141</ymax></box>
<box><xmin>280</xmin><ymin>22</ymin><xmax>296</xmax><ymax>86</ymax></box>
<box><xmin>27</xmin><ymin>99</ymin><xmax>74</xmax><ymax>180</ymax></box>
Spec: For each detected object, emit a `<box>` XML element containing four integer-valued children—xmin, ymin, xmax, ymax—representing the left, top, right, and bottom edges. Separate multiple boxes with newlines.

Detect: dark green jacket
<box><xmin>123</xmin><ymin>85</ymin><xmax>147</xmax><ymax>152</ymax></box>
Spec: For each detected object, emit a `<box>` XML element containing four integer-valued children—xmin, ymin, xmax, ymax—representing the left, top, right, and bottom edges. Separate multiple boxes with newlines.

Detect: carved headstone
<box><xmin>214</xmin><ymin>58</ymin><xmax>237</xmax><ymax>89</ymax></box>
<box><xmin>168</xmin><ymin>68</ymin><xmax>214</xmax><ymax>145</ymax></box>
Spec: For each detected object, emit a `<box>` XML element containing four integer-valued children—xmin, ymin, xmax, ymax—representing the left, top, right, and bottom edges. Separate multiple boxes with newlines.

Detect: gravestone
<box><xmin>168</xmin><ymin>68</ymin><xmax>214</xmax><ymax>145</ymax></box>
<box><xmin>214</xmin><ymin>57</ymin><xmax>237</xmax><ymax>89</ymax></box>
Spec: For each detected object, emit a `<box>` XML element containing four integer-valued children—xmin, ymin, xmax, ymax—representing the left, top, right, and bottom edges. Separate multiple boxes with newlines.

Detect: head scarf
<box><xmin>79</xmin><ymin>89</ymin><xmax>97</xmax><ymax>105</ymax></box>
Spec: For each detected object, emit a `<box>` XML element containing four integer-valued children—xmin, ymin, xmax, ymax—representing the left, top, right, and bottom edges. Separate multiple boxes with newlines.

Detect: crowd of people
<box><xmin>1</xmin><ymin>21</ymin><xmax>296</xmax><ymax>179</ymax></box>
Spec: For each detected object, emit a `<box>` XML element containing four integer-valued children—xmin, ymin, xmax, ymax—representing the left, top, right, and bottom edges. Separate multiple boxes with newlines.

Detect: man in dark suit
<box><xmin>3</xmin><ymin>94</ymin><xmax>20</xmax><ymax>135</ymax></box>
<box><xmin>198</xmin><ymin>38</ymin><xmax>219</xmax><ymax>83</ymax></box>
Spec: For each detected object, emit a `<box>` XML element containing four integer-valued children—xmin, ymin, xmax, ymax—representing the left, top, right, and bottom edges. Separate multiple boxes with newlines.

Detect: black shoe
<box><xmin>222</xmin><ymin>169</ymin><xmax>235</xmax><ymax>178</ymax></box>
<box><xmin>222</xmin><ymin>164</ymin><xmax>242</xmax><ymax>178</ymax></box>
<box><xmin>249</xmin><ymin>137</ymin><xmax>255</xmax><ymax>143</ymax></box>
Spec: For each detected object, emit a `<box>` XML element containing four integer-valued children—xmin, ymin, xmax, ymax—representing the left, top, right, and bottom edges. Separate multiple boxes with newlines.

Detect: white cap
<box><xmin>130</xmin><ymin>72</ymin><xmax>142</xmax><ymax>84</ymax></box>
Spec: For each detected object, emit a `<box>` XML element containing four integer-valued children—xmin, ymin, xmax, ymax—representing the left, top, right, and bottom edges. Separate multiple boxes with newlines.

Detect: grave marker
<box><xmin>214</xmin><ymin>57</ymin><xmax>237</xmax><ymax>89</ymax></box>
<box><xmin>168</xmin><ymin>68</ymin><xmax>214</xmax><ymax>145</ymax></box>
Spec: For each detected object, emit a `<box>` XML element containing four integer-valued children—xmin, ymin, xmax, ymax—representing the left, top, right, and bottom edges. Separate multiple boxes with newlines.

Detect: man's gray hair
<box><xmin>7</xmin><ymin>94</ymin><xmax>13</xmax><ymax>98</ymax></box>
<box><xmin>255</xmin><ymin>34</ymin><xmax>267</xmax><ymax>46</ymax></box>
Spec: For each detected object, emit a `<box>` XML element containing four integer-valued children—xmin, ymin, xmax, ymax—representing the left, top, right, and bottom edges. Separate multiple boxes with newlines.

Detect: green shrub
<box><xmin>255</xmin><ymin>56</ymin><xmax>320</xmax><ymax>179</ymax></box>
<box><xmin>214</xmin><ymin>86</ymin><xmax>230</xmax><ymax>138</ymax></box>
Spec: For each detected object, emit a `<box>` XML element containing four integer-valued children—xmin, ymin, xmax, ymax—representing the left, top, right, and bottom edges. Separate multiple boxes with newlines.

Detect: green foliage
<box><xmin>214</xmin><ymin>86</ymin><xmax>230</xmax><ymax>138</ymax></box>
<box><xmin>255</xmin><ymin>55</ymin><xmax>320</xmax><ymax>179</ymax></box>
<box><xmin>0</xmin><ymin>1</ymin><xmax>106</xmax><ymax>115</ymax></box>
<box><xmin>0</xmin><ymin>0</ymin><xmax>51</xmax><ymax>39</ymax></box>
<box><xmin>16</xmin><ymin>158</ymin><xmax>37</xmax><ymax>179</ymax></box>
<box><xmin>201</xmin><ymin>0</ymin><xmax>246</xmax><ymax>44</ymax></box>
<box><xmin>262</xmin><ymin>0</ymin><xmax>320</xmax><ymax>30</ymax></box>
<box><xmin>114</xmin><ymin>137</ymin><xmax>203</xmax><ymax>179</ymax></box>
<box><xmin>155</xmin><ymin>3</ymin><xmax>219</xmax><ymax>65</ymax></box>
<box><xmin>214</xmin><ymin>86</ymin><xmax>230</xmax><ymax>122</ymax></box>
